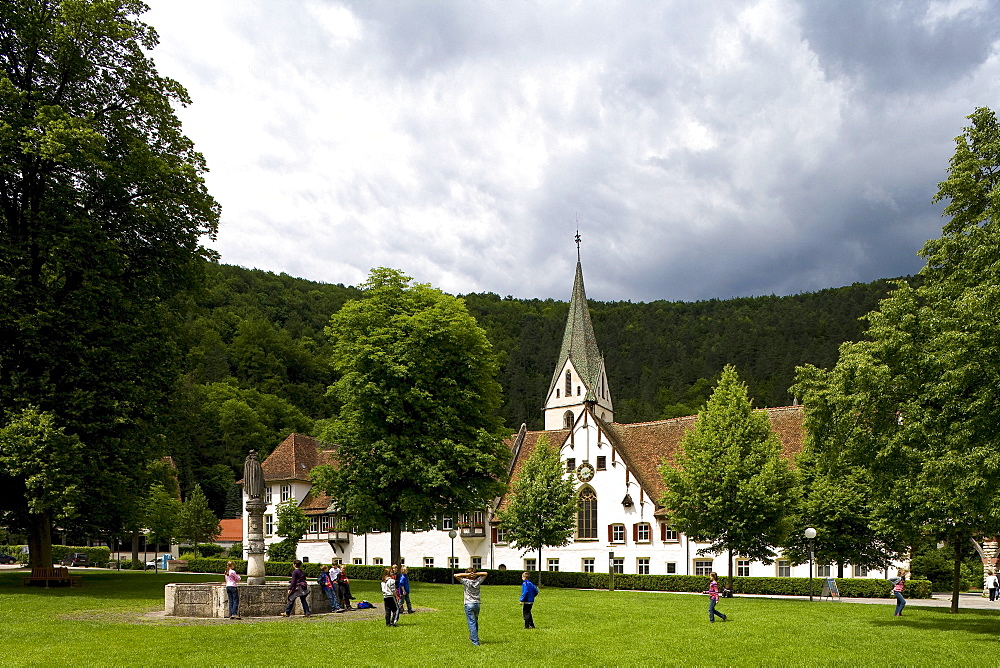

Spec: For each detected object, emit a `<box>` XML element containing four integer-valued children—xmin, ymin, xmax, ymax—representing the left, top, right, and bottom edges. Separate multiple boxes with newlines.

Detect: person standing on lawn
<box><xmin>985</xmin><ymin>572</ymin><xmax>998</xmax><ymax>602</ymax></box>
<box><xmin>318</xmin><ymin>564</ymin><xmax>342</xmax><ymax>612</ymax></box>
<box><xmin>381</xmin><ymin>568</ymin><xmax>399</xmax><ymax>627</ymax></box>
<box><xmin>282</xmin><ymin>560</ymin><xmax>311</xmax><ymax>617</ymax></box>
<box><xmin>520</xmin><ymin>571</ymin><xmax>538</xmax><ymax>629</ymax></box>
<box><xmin>455</xmin><ymin>566</ymin><xmax>488</xmax><ymax>646</ymax></box>
<box><xmin>398</xmin><ymin>565</ymin><xmax>413</xmax><ymax>614</ymax></box>
<box><xmin>224</xmin><ymin>561</ymin><xmax>241</xmax><ymax>620</ymax></box>
<box><xmin>337</xmin><ymin>568</ymin><xmax>353</xmax><ymax>610</ymax></box>
<box><xmin>888</xmin><ymin>569</ymin><xmax>907</xmax><ymax>616</ymax></box>
<box><xmin>704</xmin><ymin>572</ymin><xmax>727</xmax><ymax>623</ymax></box>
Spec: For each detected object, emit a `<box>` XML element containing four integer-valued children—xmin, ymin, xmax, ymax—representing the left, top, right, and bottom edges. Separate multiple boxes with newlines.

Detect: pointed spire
<box><xmin>546</xmin><ymin>238</ymin><xmax>604</xmax><ymax>404</ymax></box>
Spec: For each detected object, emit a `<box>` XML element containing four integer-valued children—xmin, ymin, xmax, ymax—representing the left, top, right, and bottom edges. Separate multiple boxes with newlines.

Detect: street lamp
<box><xmin>804</xmin><ymin>527</ymin><xmax>817</xmax><ymax>602</ymax></box>
<box><xmin>448</xmin><ymin>529</ymin><xmax>457</xmax><ymax>580</ymax></box>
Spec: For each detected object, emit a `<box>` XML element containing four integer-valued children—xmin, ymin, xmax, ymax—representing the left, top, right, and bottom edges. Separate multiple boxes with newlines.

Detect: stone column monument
<box><xmin>243</xmin><ymin>450</ymin><xmax>267</xmax><ymax>585</ymax></box>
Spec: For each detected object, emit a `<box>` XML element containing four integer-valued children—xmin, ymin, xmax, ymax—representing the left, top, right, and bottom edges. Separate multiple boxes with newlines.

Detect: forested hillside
<box><xmin>167</xmin><ymin>262</ymin><xmax>906</xmax><ymax>515</ymax></box>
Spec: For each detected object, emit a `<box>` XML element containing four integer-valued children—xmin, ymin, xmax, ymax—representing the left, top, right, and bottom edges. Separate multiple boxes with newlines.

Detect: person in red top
<box><xmin>704</xmin><ymin>572</ymin><xmax>727</xmax><ymax>623</ymax></box>
<box><xmin>888</xmin><ymin>569</ymin><xmax>907</xmax><ymax>616</ymax></box>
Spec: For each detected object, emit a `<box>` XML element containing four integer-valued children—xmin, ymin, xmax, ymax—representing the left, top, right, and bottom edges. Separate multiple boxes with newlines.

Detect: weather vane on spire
<box><xmin>575</xmin><ymin>224</ymin><xmax>581</xmax><ymax>261</ymax></box>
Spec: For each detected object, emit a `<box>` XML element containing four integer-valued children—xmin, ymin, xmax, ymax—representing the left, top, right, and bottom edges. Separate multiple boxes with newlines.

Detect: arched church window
<box><xmin>565</xmin><ymin>370</ymin><xmax>572</xmax><ymax>396</ymax></box>
<box><xmin>577</xmin><ymin>487</ymin><xmax>597</xmax><ymax>539</ymax></box>
<box><xmin>563</xmin><ymin>411</ymin><xmax>574</xmax><ymax>429</ymax></box>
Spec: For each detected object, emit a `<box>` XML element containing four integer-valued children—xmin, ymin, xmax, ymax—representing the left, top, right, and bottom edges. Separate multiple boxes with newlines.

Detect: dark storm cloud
<box><xmin>146</xmin><ymin>0</ymin><xmax>1000</xmax><ymax>303</ymax></box>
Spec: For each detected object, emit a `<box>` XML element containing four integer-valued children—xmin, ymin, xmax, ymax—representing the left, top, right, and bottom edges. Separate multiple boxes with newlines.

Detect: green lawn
<box><xmin>1</xmin><ymin>570</ymin><xmax>996</xmax><ymax>666</ymax></box>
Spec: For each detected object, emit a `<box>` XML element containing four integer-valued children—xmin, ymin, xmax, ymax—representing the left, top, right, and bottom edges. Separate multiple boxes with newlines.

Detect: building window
<box><xmin>373</xmin><ymin>557</ymin><xmax>383</xmax><ymax>566</ymax></box>
<box><xmin>817</xmin><ymin>565</ymin><xmax>832</xmax><ymax>578</ymax></box>
<box><xmin>471</xmin><ymin>556</ymin><xmax>482</xmax><ymax>570</ymax></box>
<box><xmin>566</xmin><ymin>458</ymin><xmax>576</xmax><ymax>472</ymax></box>
<box><xmin>635</xmin><ymin>523</ymin><xmax>651</xmax><ymax>543</ymax></box>
<box><xmin>612</xmin><ymin>558</ymin><xmax>624</xmax><ymax>574</ymax></box>
<box><xmin>353</xmin><ymin>558</ymin><xmax>363</xmax><ymax>565</ymax></box>
<box><xmin>695</xmin><ymin>560</ymin><xmax>713</xmax><ymax>576</ymax></box>
<box><xmin>424</xmin><ymin>557</ymin><xmax>434</xmax><ymax>568</ymax></box>
<box><xmin>547</xmin><ymin>559</ymin><xmax>560</xmax><ymax>572</ymax></box>
<box><xmin>576</xmin><ymin>385</ymin><xmax>581</xmax><ymax>396</ymax></box>
<box><xmin>265</xmin><ymin>486</ymin><xmax>273</xmax><ymax>504</ymax></box>
<box><xmin>264</xmin><ymin>514</ymin><xmax>273</xmax><ymax>536</ymax></box>
<box><xmin>280</xmin><ymin>484</ymin><xmax>291</xmax><ymax>502</ymax></box>
<box><xmin>853</xmin><ymin>565</ymin><xmax>868</xmax><ymax>578</ymax></box>
<box><xmin>556</xmin><ymin>388</ymin><xmax>560</xmax><ymax>398</ymax></box>
<box><xmin>565</xmin><ymin>370</ymin><xmax>572</xmax><ymax>397</ymax></box>
<box><xmin>308</xmin><ymin>517</ymin><xmax>319</xmax><ymax>534</ymax></box>
<box><xmin>320</xmin><ymin>516</ymin><xmax>331</xmax><ymax>532</ymax></box>
<box><xmin>449</xmin><ymin>557</ymin><xmax>460</xmax><ymax>569</ymax></box>
<box><xmin>737</xmin><ymin>560</ymin><xmax>751</xmax><ymax>577</ymax></box>
<box><xmin>495</xmin><ymin>527</ymin><xmax>507</xmax><ymax>544</ymax></box>
<box><xmin>777</xmin><ymin>560</ymin><xmax>791</xmax><ymax>577</ymax></box>
<box><xmin>525</xmin><ymin>558</ymin><xmax>537</xmax><ymax>571</ymax></box>
<box><xmin>596</xmin><ymin>456</ymin><xmax>606</xmax><ymax>470</ymax></box>
<box><xmin>637</xmin><ymin>558</ymin><xmax>650</xmax><ymax>575</ymax></box>
<box><xmin>441</xmin><ymin>517</ymin><xmax>454</xmax><ymax>530</ymax></box>
<box><xmin>610</xmin><ymin>524</ymin><xmax>625</xmax><ymax>543</ymax></box>
<box><xmin>583</xmin><ymin>558</ymin><xmax>595</xmax><ymax>573</ymax></box>
<box><xmin>666</xmin><ymin>562</ymin><xmax>677</xmax><ymax>574</ymax></box>
<box><xmin>563</xmin><ymin>411</ymin><xmax>574</xmax><ymax>429</ymax></box>
<box><xmin>577</xmin><ymin>488</ymin><xmax>598</xmax><ymax>539</ymax></box>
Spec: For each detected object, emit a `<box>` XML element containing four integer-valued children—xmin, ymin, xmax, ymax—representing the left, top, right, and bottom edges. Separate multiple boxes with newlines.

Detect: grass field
<box><xmin>1</xmin><ymin>569</ymin><xmax>996</xmax><ymax>666</ymax></box>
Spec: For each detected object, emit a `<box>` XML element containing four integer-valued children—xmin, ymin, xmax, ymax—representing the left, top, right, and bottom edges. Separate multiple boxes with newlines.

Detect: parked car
<box><xmin>0</xmin><ymin>554</ymin><xmax>16</xmax><ymax>565</ymax></box>
<box><xmin>61</xmin><ymin>553</ymin><xmax>89</xmax><ymax>567</ymax></box>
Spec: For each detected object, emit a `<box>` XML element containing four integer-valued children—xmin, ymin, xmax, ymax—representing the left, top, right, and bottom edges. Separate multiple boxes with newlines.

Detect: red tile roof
<box><xmin>261</xmin><ymin>433</ymin><xmax>337</xmax><ymax>482</ymax></box>
<box><xmin>215</xmin><ymin>518</ymin><xmax>242</xmax><ymax>542</ymax></box>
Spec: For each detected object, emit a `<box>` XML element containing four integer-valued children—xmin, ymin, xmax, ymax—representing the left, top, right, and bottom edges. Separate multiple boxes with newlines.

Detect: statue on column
<box><xmin>244</xmin><ymin>450</ymin><xmax>267</xmax><ymax>585</ymax></box>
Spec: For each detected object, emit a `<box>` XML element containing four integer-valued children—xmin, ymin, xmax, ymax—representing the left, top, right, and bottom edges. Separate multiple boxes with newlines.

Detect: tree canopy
<box><xmin>0</xmin><ymin>0</ymin><xmax>219</xmax><ymax>564</ymax></box>
<box><xmin>660</xmin><ymin>365</ymin><xmax>796</xmax><ymax>586</ymax></box>
<box><xmin>793</xmin><ymin>107</ymin><xmax>1000</xmax><ymax>612</ymax></box>
<box><xmin>495</xmin><ymin>434</ymin><xmax>577</xmax><ymax>583</ymax></box>
<box><xmin>310</xmin><ymin>268</ymin><xmax>510</xmax><ymax>567</ymax></box>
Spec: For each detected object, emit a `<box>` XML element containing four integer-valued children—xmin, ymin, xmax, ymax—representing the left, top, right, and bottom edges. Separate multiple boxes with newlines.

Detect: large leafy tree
<box><xmin>0</xmin><ymin>0</ymin><xmax>219</xmax><ymax>566</ymax></box>
<box><xmin>495</xmin><ymin>434</ymin><xmax>576</xmax><ymax>584</ymax></box>
<box><xmin>794</xmin><ymin>107</ymin><xmax>1000</xmax><ymax>613</ymax></box>
<box><xmin>660</xmin><ymin>365</ymin><xmax>796</xmax><ymax>587</ymax></box>
<box><xmin>310</xmin><ymin>268</ymin><xmax>510</xmax><ymax>567</ymax></box>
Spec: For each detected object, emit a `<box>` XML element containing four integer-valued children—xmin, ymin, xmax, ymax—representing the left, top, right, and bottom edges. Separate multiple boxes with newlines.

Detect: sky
<box><xmin>143</xmin><ymin>0</ymin><xmax>1000</xmax><ymax>303</ymax></box>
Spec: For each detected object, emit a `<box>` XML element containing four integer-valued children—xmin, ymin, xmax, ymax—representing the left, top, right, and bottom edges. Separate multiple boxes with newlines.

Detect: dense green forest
<box><xmin>167</xmin><ymin>262</ymin><xmax>906</xmax><ymax>516</ymax></box>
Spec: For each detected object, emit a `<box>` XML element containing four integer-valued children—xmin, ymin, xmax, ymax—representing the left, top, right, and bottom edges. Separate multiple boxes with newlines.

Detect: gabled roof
<box><xmin>499</xmin><ymin>405</ymin><xmax>806</xmax><ymax>516</ymax></box>
<box><xmin>546</xmin><ymin>260</ymin><xmax>605</xmax><ymax>404</ymax></box>
<box><xmin>261</xmin><ymin>433</ymin><xmax>337</xmax><ymax>482</ymax></box>
<box><xmin>496</xmin><ymin>427</ymin><xmax>572</xmax><ymax>513</ymax></box>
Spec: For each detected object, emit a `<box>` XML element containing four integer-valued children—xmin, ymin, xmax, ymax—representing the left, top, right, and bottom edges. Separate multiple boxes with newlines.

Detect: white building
<box><xmin>244</xmin><ymin>252</ymin><xmax>893</xmax><ymax>580</ymax></box>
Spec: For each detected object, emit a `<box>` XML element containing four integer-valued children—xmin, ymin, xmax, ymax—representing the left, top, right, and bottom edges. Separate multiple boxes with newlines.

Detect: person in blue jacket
<box><xmin>520</xmin><ymin>571</ymin><xmax>539</xmax><ymax>629</ymax></box>
<box><xmin>398</xmin><ymin>565</ymin><xmax>413</xmax><ymax>614</ymax></box>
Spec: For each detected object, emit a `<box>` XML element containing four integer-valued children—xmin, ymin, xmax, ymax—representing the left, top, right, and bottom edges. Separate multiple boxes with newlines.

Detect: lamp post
<box><xmin>804</xmin><ymin>527</ymin><xmax>817</xmax><ymax>602</ymax></box>
<box><xmin>449</xmin><ymin>529</ymin><xmax>457</xmax><ymax>580</ymax></box>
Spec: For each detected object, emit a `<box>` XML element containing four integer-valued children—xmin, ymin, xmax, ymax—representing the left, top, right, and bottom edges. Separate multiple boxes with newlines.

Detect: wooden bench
<box><xmin>22</xmin><ymin>567</ymin><xmax>82</xmax><ymax>588</ymax></box>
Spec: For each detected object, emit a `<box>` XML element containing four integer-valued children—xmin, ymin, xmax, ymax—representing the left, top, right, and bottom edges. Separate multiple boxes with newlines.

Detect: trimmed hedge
<box><xmin>8</xmin><ymin>545</ymin><xmax>113</xmax><ymax>567</ymax></box>
<box><xmin>167</xmin><ymin>558</ymin><xmax>931</xmax><ymax>599</ymax></box>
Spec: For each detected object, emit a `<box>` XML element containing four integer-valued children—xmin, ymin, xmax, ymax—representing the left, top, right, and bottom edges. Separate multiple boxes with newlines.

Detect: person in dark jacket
<box><xmin>520</xmin><ymin>571</ymin><xmax>539</xmax><ymax>629</ymax></box>
<box><xmin>282</xmin><ymin>560</ymin><xmax>311</xmax><ymax>617</ymax></box>
<box><xmin>337</xmin><ymin>568</ymin><xmax>353</xmax><ymax>610</ymax></box>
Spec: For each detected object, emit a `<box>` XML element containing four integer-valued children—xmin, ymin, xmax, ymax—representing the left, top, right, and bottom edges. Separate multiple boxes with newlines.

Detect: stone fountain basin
<box><xmin>165</xmin><ymin>582</ymin><xmax>332</xmax><ymax>618</ymax></box>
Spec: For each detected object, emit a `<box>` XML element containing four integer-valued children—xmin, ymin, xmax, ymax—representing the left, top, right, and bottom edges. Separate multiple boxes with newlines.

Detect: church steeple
<box><xmin>543</xmin><ymin>236</ymin><xmax>614</xmax><ymax>430</ymax></box>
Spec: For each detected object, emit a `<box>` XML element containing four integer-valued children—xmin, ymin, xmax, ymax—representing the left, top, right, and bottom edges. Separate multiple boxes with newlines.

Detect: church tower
<box><xmin>543</xmin><ymin>238</ymin><xmax>614</xmax><ymax>430</ymax></box>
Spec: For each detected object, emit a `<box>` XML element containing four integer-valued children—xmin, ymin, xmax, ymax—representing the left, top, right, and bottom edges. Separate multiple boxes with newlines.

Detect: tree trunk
<box><xmin>951</xmin><ymin>532</ymin><xmax>962</xmax><ymax>614</ymax></box>
<box><xmin>727</xmin><ymin>550</ymin><xmax>734</xmax><ymax>590</ymax></box>
<box><xmin>837</xmin><ymin>562</ymin><xmax>844</xmax><ymax>578</ymax></box>
<box><xmin>131</xmin><ymin>531</ymin><xmax>141</xmax><ymax>568</ymax></box>
<box><xmin>26</xmin><ymin>512</ymin><xmax>53</xmax><ymax>568</ymax></box>
<box><xmin>538</xmin><ymin>544</ymin><xmax>543</xmax><ymax>586</ymax></box>
<box><xmin>390</xmin><ymin>517</ymin><xmax>402</xmax><ymax>570</ymax></box>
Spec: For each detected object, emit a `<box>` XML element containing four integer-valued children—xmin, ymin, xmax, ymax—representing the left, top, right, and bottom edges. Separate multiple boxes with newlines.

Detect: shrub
<box><xmin>195</xmin><ymin>543</ymin><xmax>225</xmax><ymax>558</ymax></box>
<box><xmin>227</xmin><ymin>542</ymin><xmax>243</xmax><ymax>558</ymax></box>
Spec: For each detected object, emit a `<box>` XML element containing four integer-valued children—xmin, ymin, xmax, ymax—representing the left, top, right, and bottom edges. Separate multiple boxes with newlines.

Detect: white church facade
<box><xmin>244</xmin><ymin>253</ymin><xmax>893</xmax><ymax>580</ymax></box>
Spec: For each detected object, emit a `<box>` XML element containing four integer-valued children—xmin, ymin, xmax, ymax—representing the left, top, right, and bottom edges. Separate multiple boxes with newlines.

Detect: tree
<box><xmin>660</xmin><ymin>365</ymin><xmax>796</xmax><ymax>588</ymax></box>
<box><xmin>175</xmin><ymin>485</ymin><xmax>219</xmax><ymax>558</ymax></box>
<box><xmin>0</xmin><ymin>0</ymin><xmax>219</xmax><ymax>566</ymax></box>
<box><xmin>495</xmin><ymin>435</ymin><xmax>576</xmax><ymax>584</ymax></box>
<box><xmin>310</xmin><ymin>268</ymin><xmax>510</xmax><ymax>567</ymax></box>
<box><xmin>143</xmin><ymin>483</ymin><xmax>181</xmax><ymax>559</ymax></box>
<box><xmin>0</xmin><ymin>406</ymin><xmax>84</xmax><ymax>567</ymax></box>
<box><xmin>268</xmin><ymin>499</ymin><xmax>309</xmax><ymax>562</ymax></box>
<box><xmin>794</xmin><ymin>107</ymin><xmax>1000</xmax><ymax>613</ymax></box>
